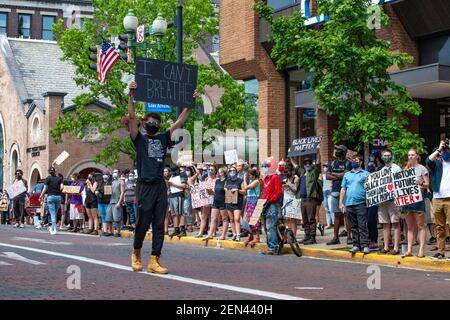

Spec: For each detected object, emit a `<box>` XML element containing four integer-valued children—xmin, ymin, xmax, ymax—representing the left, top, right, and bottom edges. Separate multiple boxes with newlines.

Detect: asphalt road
<box><xmin>1</xmin><ymin>224</ymin><xmax>450</xmax><ymax>300</ymax></box>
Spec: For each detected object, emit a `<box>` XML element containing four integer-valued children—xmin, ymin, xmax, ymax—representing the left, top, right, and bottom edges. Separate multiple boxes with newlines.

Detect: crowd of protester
<box><xmin>1</xmin><ymin>139</ymin><xmax>449</xmax><ymax>259</ymax></box>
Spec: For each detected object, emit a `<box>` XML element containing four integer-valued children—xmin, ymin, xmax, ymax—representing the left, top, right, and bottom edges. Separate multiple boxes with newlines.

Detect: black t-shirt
<box><xmin>133</xmin><ymin>131</ymin><xmax>173</xmax><ymax>181</ymax></box>
<box><xmin>214</xmin><ymin>179</ymin><xmax>226</xmax><ymax>204</ymax></box>
<box><xmin>328</xmin><ymin>159</ymin><xmax>352</xmax><ymax>193</ymax></box>
<box><xmin>225</xmin><ymin>177</ymin><xmax>243</xmax><ymax>203</ymax></box>
<box><xmin>45</xmin><ymin>175</ymin><xmax>62</xmax><ymax>196</ymax></box>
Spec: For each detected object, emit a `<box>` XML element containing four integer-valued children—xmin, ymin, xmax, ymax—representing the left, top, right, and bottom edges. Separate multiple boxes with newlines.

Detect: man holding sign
<box><xmin>10</xmin><ymin>169</ymin><xmax>28</xmax><ymax>228</ymax></box>
<box><xmin>128</xmin><ymin>80</ymin><xmax>195</xmax><ymax>274</ymax></box>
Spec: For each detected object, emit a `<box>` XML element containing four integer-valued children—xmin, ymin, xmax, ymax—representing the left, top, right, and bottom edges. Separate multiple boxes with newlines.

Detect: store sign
<box><xmin>301</xmin><ymin>0</ymin><xmax>397</xmax><ymax>26</ymax></box>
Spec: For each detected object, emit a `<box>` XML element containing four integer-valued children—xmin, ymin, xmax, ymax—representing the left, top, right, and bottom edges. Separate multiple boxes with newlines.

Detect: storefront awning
<box><xmin>295</xmin><ymin>63</ymin><xmax>450</xmax><ymax>108</ymax></box>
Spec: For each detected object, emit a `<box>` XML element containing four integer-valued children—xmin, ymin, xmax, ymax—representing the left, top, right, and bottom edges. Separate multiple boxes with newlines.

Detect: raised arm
<box><xmin>128</xmin><ymin>81</ymin><xmax>138</xmax><ymax>141</ymax></box>
<box><xmin>169</xmin><ymin>108</ymin><xmax>192</xmax><ymax>137</ymax></box>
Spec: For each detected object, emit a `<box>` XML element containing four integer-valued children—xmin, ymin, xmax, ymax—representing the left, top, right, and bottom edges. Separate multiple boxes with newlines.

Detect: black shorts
<box><xmin>212</xmin><ymin>201</ymin><xmax>226</xmax><ymax>210</ymax></box>
<box><xmin>85</xmin><ymin>201</ymin><xmax>98</xmax><ymax>209</ymax></box>
<box><xmin>226</xmin><ymin>201</ymin><xmax>243</xmax><ymax>211</ymax></box>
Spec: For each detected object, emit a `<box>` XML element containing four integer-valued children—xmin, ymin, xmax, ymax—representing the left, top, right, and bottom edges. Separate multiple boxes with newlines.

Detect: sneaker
<box><xmin>103</xmin><ymin>232</ymin><xmax>112</xmax><ymax>237</ymax></box>
<box><xmin>349</xmin><ymin>246</ymin><xmax>360</xmax><ymax>254</ymax></box>
<box><xmin>369</xmin><ymin>244</ymin><xmax>380</xmax><ymax>252</ymax></box>
<box><xmin>427</xmin><ymin>237</ymin><xmax>437</xmax><ymax>245</ymax></box>
<box><xmin>19</xmin><ymin>224</ymin><xmax>24</xmax><ymax>228</ymax></box>
<box><xmin>231</xmin><ymin>234</ymin><xmax>237</xmax><ymax>241</ymax></box>
<box><xmin>50</xmin><ymin>229</ymin><xmax>57</xmax><ymax>236</ymax></box>
<box><xmin>14</xmin><ymin>223</ymin><xmax>19</xmax><ymax>228</ymax></box>
<box><xmin>339</xmin><ymin>230</ymin><xmax>348</xmax><ymax>237</ymax></box>
<box><xmin>432</xmin><ymin>252</ymin><xmax>445</xmax><ymax>259</ymax></box>
<box><xmin>235</xmin><ymin>234</ymin><xmax>240</xmax><ymax>241</ymax></box>
<box><xmin>303</xmin><ymin>236</ymin><xmax>317</xmax><ymax>245</ymax></box>
<box><xmin>35</xmin><ymin>224</ymin><xmax>42</xmax><ymax>229</ymax></box>
<box><xmin>363</xmin><ymin>247</ymin><xmax>370</xmax><ymax>254</ymax></box>
<box><xmin>326</xmin><ymin>238</ymin><xmax>340</xmax><ymax>245</ymax></box>
<box><xmin>318</xmin><ymin>224</ymin><xmax>325</xmax><ymax>236</ymax></box>
<box><xmin>346</xmin><ymin>237</ymin><xmax>353</xmax><ymax>245</ymax></box>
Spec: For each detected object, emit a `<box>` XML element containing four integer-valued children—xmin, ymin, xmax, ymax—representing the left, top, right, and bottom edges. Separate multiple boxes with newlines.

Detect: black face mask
<box><xmin>145</xmin><ymin>122</ymin><xmax>160</xmax><ymax>135</ymax></box>
<box><xmin>335</xmin><ymin>151</ymin><xmax>344</xmax><ymax>158</ymax></box>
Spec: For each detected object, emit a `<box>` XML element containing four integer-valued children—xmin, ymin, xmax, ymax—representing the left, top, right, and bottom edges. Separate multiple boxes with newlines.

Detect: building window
<box><xmin>267</xmin><ymin>0</ymin><xmax>300</xmax><ymax>11</ymax></box>
<box><xmin>18</xmin><ymin>14</ymin><xmax>31</xmax><ymax>38</ymax></box>
<box><xmin>31</xmin><ymin>116</ymin><xmax>41</xmax><ymax>143</ymax></box>
<box><xmin>82</xmin><ymin>125</ymin><xmax>102</xmax><ymax>142</ymax></box>
<box><xmin>42</xmin><ymin>15</ymin><xmax>54</xmax><ymax>40</ymax></box>
<box><xmin>0</xmin><ymin>13</ymin><xmax>7</xmax><ymax>35</ymax></box>
<box><xmin>211</xmin><ymin>35</ymin><xmax>219</xmax><ymax>53</ymax></box>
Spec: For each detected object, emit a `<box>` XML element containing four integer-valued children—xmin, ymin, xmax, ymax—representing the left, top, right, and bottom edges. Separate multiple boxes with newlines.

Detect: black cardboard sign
<box><xmin>287</xmin><ymin>136</ymin><xmax>321</xmax><ymax>157</ymax></box>
<box><xmin>135</xmin><ymin>57</ymin><xmax>198</xmax><ymax>109</ymax></box>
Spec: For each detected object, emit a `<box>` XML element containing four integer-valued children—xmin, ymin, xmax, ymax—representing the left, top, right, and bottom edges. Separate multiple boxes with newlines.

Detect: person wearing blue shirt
<box><xmin>339</xmin><ymin>155</ymin><xmax>370</xmax><ymax>254</ymax></box>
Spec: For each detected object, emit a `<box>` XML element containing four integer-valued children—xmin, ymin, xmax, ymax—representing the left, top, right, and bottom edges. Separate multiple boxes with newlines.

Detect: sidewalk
<box><xmin>119</xmin><ymin>224</ymin><xmax>450</xmax><ymax>273</ymax></box>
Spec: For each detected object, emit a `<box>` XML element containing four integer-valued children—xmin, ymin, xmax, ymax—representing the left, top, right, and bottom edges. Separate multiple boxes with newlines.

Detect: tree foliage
<box><xmin>255</xmin><ymin>0</ymin><xmax>424</xmax><ymax>160</ymax></box>
<box><xmin>51</xmin><ymin>0</ymin><xmax>247</xmax><ymax>166</ymax></box>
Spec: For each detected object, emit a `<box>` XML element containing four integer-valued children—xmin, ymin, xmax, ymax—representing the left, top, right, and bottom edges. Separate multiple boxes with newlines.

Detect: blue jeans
<box><xmin>98</xmin><ymin>203</ymin><xmax>108</xmax><ymax>225</ymax></box>
<box><xmin>265</xmin><ymin>203</ymin><xmax>280</xmax><ymax>252</ymax></box>
<box><xmin>323</xmin><ymin>190</ymin><xmax>334</xmax><ymax>225</ymax></box>
<box><xmin>47</xmin><ymin>195</ymin><xmax>61</xmax><ymax>229</ymax></box>
<box><xmin>125</xmin><ymin>202</ymin><xmax>137</xmax><ymax>225</ymax></box>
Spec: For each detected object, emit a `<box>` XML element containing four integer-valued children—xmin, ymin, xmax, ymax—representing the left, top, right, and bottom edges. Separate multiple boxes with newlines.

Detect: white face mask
<box><xmin>262</xmin><ymin>167</ymin><xmax>270</xmax><ymax>176</ymax></box>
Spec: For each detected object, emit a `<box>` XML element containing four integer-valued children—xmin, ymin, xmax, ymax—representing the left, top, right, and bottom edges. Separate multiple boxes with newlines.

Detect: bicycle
<box><xmin>262</xmin><ymin>199</ymin><xmax>302</xmax><ymax>257</ymax></box>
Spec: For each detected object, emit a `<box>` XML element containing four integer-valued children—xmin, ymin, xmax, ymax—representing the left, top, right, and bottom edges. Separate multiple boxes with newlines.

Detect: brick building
<box><xmin>220</xmin><ymin>0</ymin><xmax>450</xmax><ymax>164</ymax></box>
<box><xmin>0</xmin><ymin>0</ymin><xmax>225</xmax><ymax>191</ymax></box>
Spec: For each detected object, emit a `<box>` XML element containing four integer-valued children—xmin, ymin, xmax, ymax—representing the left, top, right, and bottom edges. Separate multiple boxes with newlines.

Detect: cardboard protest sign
<box><xmin>287</xmin><ymin>136</ymin><xmax>321</xmax><ymax>157</ymax></box>
<box><xmin>6</xmin><ymin>180</ymin><xmax>27</xmax><ymax>199</ymax></box>
<box><xmin>53</xmin><ymin>151</ymin><xmax>70</xmax><ymax>166</ymax></box>
<box><xmin>190</xmin><ymin>183</ymin><xmax>209</xmax><ymax>209</ymax></box>
<box><xmin>365</xmin><ymin>167</ymin><xmax>395</xmax><ymax>207</ymax></box>
<box><xmin>62</xmin><ymin>185</ymin><xmax>81</xmax><ymax>194</ymax></box>
<box><xmin>393</xmin><ymin>168</ymin><xmax>423</xmax><ymax>206</ymax></box>
<box><xmin>225</xmin><ymin>190</ymin><xmax>238</xmax><ymax>204</ymax></box>
<box><xmin>178</xmin><ymin>150</ymin><xmax>193</xmax><ymax>166</ymax></box>
<box><xmin>224</xmin><ymin>150</ymin><xmax>238</xmax><ymax>165</ymax></box>
<box><xmin>284</xmin><ymin>198</ymin><xmax>302</xmax><ymax>220</ymax></box>
<box><xmin>135</xmin><ymin>57</ymin><xmax>198</xmax><ymax>109</ymax></box>
<box><xmin>103</xmin><ymin>185</ymin><xmax>112</xmax><ymax>196</ymax></box>
<box><xmin>248</xmin><ymin>199</ymin><xmax>267</xmax><ymax>226</ymax></box>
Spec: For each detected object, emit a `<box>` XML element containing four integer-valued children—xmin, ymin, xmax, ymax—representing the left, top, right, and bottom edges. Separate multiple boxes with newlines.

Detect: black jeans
<box><xmin>301</xmin><ymin>199</ymin><xmax>319</xmax><ymax>237</ymax></box>
<box><xmin>346</xmin><ymin>203</ymin><xmax>369</xmax><ymax>248</ymax></box>
<box><xmin>367</xmin><ymin>205</ymin><xmax>379</xmax><ymax>243</ymax></box>
<box><xmin>133</xmin><ymin>180</ymin><xmax>167</xmax><ymax>257</ymax></box>
<box><xmin>1</xmin><ymin>211</ymin><xmax>8</xmax><ymax>224</ymax></box>
<box><xmin>13</xmin><ymin>198</ymin><xmax>26</xmax><ymax>224</ymax></box>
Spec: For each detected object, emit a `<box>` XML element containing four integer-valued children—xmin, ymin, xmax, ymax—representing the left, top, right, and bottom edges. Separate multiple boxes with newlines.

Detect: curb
<box><xmin>119</xmin><ymin>231</ymin><xmax>450</xmax><ymax>273</ymax></box>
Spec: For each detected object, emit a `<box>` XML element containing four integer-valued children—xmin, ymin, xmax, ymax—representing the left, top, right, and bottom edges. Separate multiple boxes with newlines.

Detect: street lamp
<box><xmin>152</xmin><ymin>13</ymin><xmax>168</xmax><ymax>36</ymax></box>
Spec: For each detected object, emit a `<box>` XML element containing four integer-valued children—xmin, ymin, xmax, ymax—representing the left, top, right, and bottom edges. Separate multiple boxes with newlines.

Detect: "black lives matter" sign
<box><xmin>135</xmin><ymin>57</ymin><xmax>198</xmax><ymax>109</ymax></box>
<box><xmin>287</xmin><ymin>136</ymin><xmax>321</xmax><ymax>157</ymax></box>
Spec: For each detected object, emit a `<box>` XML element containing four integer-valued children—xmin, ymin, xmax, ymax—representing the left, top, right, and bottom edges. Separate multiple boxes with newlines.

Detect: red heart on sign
<box><xmin>416</xmin><ymin>196</ymin><xmax>420</xmax><ymax>200</ymax></box>
<box><xmin>387</xmin><ymin>184</ymin><xmax>393</xmax><ymax>192</ymax></box>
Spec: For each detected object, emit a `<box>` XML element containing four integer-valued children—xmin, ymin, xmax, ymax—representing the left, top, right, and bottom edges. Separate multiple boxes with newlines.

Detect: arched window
<box><xmin>32</xmin><ymin>115</ymin><xmax>41</xmax><ymax>143</ymax></box>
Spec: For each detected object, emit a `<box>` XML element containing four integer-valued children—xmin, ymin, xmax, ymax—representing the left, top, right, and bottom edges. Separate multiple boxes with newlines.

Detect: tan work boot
<box><xmin>131</xmin><ymin>249</ymin><xmax>143</xmax><ymax>272</ymax></box>
<box><xmin>147</xmin><ymin>255</ymin><xmax>168</xmax><ymax>274</ymax></box>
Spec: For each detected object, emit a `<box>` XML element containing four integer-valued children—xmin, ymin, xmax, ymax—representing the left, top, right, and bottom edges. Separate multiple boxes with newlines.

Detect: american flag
<box><xmin>97</xmin><ymin>39</ymin><xmax>120</xmax><ymax>84</ymax></box>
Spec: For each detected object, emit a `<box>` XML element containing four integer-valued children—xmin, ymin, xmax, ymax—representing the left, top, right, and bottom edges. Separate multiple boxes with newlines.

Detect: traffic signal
<box><xmin>88</xmin><ymin>45</ymin><xmax>98</xmax><ymax>71</ymax></box>
<box><xmin>118</xmin><ymin>34</ymin><xmax>130</xmax><ymax>62</ymax></box>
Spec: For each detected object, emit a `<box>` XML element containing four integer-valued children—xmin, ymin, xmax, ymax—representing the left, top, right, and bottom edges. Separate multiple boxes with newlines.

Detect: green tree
<box><xmin>255</xmin><ymin>0</ymin><xmax>424</xmax><ymax>161</ymax></box>
<box><xmin>51</xmin><ymin>0</ymin><xmax>247</xmax><ymax>166</ymax></box>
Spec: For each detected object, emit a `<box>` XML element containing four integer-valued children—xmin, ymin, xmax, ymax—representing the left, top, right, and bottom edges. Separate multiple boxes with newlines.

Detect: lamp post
<box><xmin>122</xmin><ymin>5</ymin><xmax>184</xmax><ymax>118</ymax></box>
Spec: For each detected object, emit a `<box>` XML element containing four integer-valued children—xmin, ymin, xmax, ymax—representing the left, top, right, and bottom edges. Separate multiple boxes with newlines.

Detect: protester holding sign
<box><xmin>184</xmin><ymin>166</ymin><xmax>200</xmax><ymax>233</ymax></box>
<box><xmin>168</xmin><ymin>166</ymin><xmax>188</xmax><ymax>238</ymax></box>
<box><xmin>340</xmin><ymin>155</ymin><xmax>371</xmax><ymax>254</ymax></box>
<box><xmin>326</xmin><ymin>145</ymin><xmax>353</xmax><ymax>245</ymax></box>
<box><xmin>378</xmin><ymin>150</ymin><xmax>402</xmax><ymax>255</ymax></box>
<box><xmin>426</xmin><ymin>140</ymin><xmax>450</xmax><ymax>259</ymax></box>
<box><xmin>282</xmin><ymin>164</ymin><xmax>300</xmax><ymax>238</ymax></box>
<box><xmin>128</xmin><ymin>80</ymin><xmax>194</xmax><ymax>274</ymax></box>
<box><xmin>204</xmin><ymin>167</ymin><xmax>228</xmax><ymax>240</ymax></box>
<box><xmin>66</xmin><ymin>173</ymin><xmax>85</xmax><ymax>233</ymax></box>
<box><xmin>11</xmin><ymin>169</ymin><xmax>28</xmax><ymax>228</ymax></box>
<box><xmin>401</xmin><ymin>148</ymin><xmax>430</xmax><ymax>258</ymax></box>
<box><xmin>96</xmin><ymin>172</ymin><xmax>112</xmax><ymax>235</ymax></box>
<box><xmin>225</xmin><ymin>165</ymin><xmax>244</xmax><ymax>241</ymax></box>
<box><xmin>241</xmin><ymin>168</ymin><xmax>262</xmax><ymax>246</ymax></box>
<box><xmin>196</xmin><ymin>165</ymin><xmax>217</xmax><ymax>238</ymax></box>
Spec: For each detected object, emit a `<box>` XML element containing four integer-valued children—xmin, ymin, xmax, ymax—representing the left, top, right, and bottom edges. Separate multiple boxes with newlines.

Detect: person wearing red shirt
<box><xmin>260</xmin><ymin>159</ymin><xmax>283</xmax><ymax>255</ymax></box>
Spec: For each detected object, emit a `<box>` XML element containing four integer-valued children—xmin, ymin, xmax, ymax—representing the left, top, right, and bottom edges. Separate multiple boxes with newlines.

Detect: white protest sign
<box><xmin>199</xmin><ymin>180</ymin><xmax>215</xmax><ymax>205</ymax></box>
<box><xmin>249</xmin><ymin>199</ymin><xmax>267</xmax><ymax>226</ymax></box>
<box><xmin>393</xmin><ymin>168</ymin><xmax>423</xmax><ymax>206</ymax></box>
<box><xmin>224</xmin><ymin>150</ymin><xmax>238</xmax><ymax>165</ymax></box>
<box><xmin>284</xmin><ymin>198</ymin><xmax>302</xmax><ymax>220</ymax></box>
<box><xmin>178</xmin><ymin>150</ymin><xmax>193</xmax><ymax>166</ymax></box>
<box><xmin>169</xmin><ymin>175</ymin><xmax>184</xmax><ymax>194</ymax></box>
<box><xmin>53</xmin><ymin>151</ymin><xmax>70</xmax><ymax>166</ymax></box>
<box><xmin>7</xmin><ymin>180</ymin><xmax>27</xmax><ymax>199</ymax></box>
<box><xmin>365</xmin><ymin>167</ymin><xmax>395</xmax><ymax>207</ymax></box>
